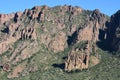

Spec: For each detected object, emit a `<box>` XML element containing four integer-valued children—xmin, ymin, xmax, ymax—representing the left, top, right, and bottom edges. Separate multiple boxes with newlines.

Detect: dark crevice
<box><xmin>83</xmin><ymin>55</ymin><xmax>87</xmax><ymax>65</ymax></box>
<box><xmin>67</xmin><ymin>30</ymin><xmax>78</xmax><ymax>46</ymax></box>
<box><xmin>14</xmin><ymin>13</ymin><xmax>18</xmax><ymax>23</ymax></box>
<box><xmin>1</xmin><ymin>27</ymin><xmax>9</xmax><ymax>34</ymax></box>
<box><xmin>99</xmin><ymin>29</ymin><xmax>106</xmax><ymax>41</ymax></box>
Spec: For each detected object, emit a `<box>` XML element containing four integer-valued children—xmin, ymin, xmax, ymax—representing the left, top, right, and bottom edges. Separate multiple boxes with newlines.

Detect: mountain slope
<box><xmin>0</xmin><ymin>5</ymin><xmax>120</xmax><ymax>80</ymax></box>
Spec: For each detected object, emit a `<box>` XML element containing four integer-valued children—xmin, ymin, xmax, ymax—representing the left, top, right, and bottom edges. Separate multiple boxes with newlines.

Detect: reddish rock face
<box><xmin>65</xmin><ymin>41</ymin><xmax>91</xmax><ymax>71</ymax></box>
<box><xmin>21</xmin><ymin>27</ymin><xmax>36</xmax><ymax>40</ymax></box>
<box><xmin>0</xmin><ymin>13</ymin><xmax>14</xmax><ymax>24</ymax></box>
<box><xmin>78</xmin><ymin>9</ymin><xmax>106</xmax><ymax>42</ymax></box>
<box><xmin>49</xmin><ymin>31</ymin><xmax>67</xmax><ymax>53</ymax></box>
<box><xmin>0</xmin><ymin>5</ymin><xmax>107</xmax><ymax>56</ymax></box>
<box><xmin>0</xmin><ymin>5</ymin><xmax>114</xmax><ymax>78</ymax></box>
<box><xmin>14</xmin><ymin>12</ymin><xmax>23</xmax><ymax>22</ymax></box>
<box><xmin>65</xmin><ymin>41</ymin><xmax>100</xmax><ymax>71</ymax></box>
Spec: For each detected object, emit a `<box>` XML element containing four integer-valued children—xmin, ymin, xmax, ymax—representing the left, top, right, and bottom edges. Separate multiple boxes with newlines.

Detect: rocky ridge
<box><xmin>0</xmin><ymin>5</ymin><xmax>119</xmax><ymax>78</ymax></box>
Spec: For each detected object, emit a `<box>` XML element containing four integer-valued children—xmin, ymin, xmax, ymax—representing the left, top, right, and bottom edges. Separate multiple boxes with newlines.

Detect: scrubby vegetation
<box><xmin>0</xmin><ymin>48</ymin><xmax>118</xmax><ymax>80</ymax></box>
<box><xmin>0</xmin><ymin>5</ymin><xmax>120</xmax><ymax>80</ymax></box>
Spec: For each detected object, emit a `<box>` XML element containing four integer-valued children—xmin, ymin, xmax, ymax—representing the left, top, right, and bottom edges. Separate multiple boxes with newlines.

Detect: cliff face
<box><xmin>0</xmin><ymin>6</ymin><xmax>107</xmax><ymax>55</ymax></box>
<box><xmin>106</xmin><ymin>10</ymin><xmax>120</xmax><ymax>52</ymax></box>
<box><xmin>0</xmin><ymin>5</ymin><xmax>119</xmax><ymax>78</ymax></box>
<box><xmin>77</xmin><ymin>9</ymin><xmax>106</xmax><ymax>42</ymax></box>
<box><xmin>65</xmin><ymin>41</ymin><xmax>91</xmax><ymax>71</ymax></box>
<box><xmin>65</xmin><ymin>9</ymin><xmax>107</xmax><ymax>71</ymax></box>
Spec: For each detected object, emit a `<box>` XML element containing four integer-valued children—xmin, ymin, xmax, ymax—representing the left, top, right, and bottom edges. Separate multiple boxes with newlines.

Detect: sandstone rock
<box><xmin>32</xmin><ymin>6</ymin><xmax>42</xmax><ymax>11</ymax></box>
<box><xmin>40</xmin><ymin>34</ymin><xmax>51</xmax><ymax>47</ymax></box>
<box><xmin>77</xmin><ymin>9</ymin><xmax>106</xmax><ymax>43</ymax></box>
<box><xmin>68</xmin><ymin>25</ymin><xmax>77</xmax><ymax>35</ymax></box>
<box><xmin>0</xmin><ymin>42</ymin><xmax>8</xmax><ymax>54</ymax></box>
<box><xmin>9</xmin><ymin>41</ymin><xmax>30</xmax><ymax>62</ymax></box>
<box><xmin>0</xmin><ymin>23</ymin><xmax>37</xmax><ymax>54</ymax></box>
<box><xmin>90</xmin><ymin>56</ymin><xmax>100</xmax><ymax>66</ymax></box>
<box><xmin>38</xmin><ymin>11</ymin><xmax>45</xmax><ymax>22</ymax></box>
<box><xmin>0</xmin><ymin>34</ymin><xmax>19</xmax><ymax>54</ymax></box>
<box><xmin>21</xmin><ymin>27</ymin><xmax>36</xmax><ymax>40</ymax></box>
<box><xmin>91</xmin><ymin>9</ymin><xmax>106</xmax><ymax>27</ymax></box>
<box><xmin>65</xmin><ymin>41</ymin><xmax>91</xmax><ymax>71</ymax></box>
<box><xmin>14</xmin><ymin>12</ymin><xmax>23</xmax><ymax>22</ymax></box>
<box><xmin>7</xmin><ymin>61</ymin><xmax>27</xmax><ymax>78</ymax></box>
<box><xmin>12</xmin><ymin>41</ymin><xmax>39</xmax><ymax>64</ymax></box>
<box><xmin>62</xmin><ymin>5</ymin><xmax>82</xmax><ymax>15</ymax></box>
<box><xmin>49</xmin><ymin>31</ymin><xmax>66</xmax><ymax>53</ymax></box>
<box><xmin>77</xmin><ymin>24</ymin><xmax>93</xmax><ymax>41</ymax></box>
<box><xmin>24</xmin><ymin>8</ymin><xmax>40</xmax><ymax>20</ymax></box>
<box><xmin>57</xmin><ymin>23</ymin><xmax>65</xmax><ymax>30</ymax></box>
<box><xmin>43</xmin><ymin>5</ymin><xmax>49</xmax><ymax>10</ymax></box>
<box><xmin>0</xmin><ymin>13</ymin><xmax>14</xmax><ymax>24</ymax></box>
<box><xmin>0</xmin><ymin>5</ymin><xmax>114</xmax><ymax>78</ymax></box>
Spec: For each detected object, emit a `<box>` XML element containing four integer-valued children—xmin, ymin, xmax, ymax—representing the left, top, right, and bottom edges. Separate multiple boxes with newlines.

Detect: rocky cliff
<box><xmin>0</xmin><ymin>5</ymin><xmax>119</xmax><ymax>78</ymax></box>
<box><xmin>105</xmin><ymin>10</ymin><xmax>120</xmax><ymax>52</ymax></box>
<box><xmin>65</xmin><ymin>41</ymin><xmax>91</xmax><ymax>71</ymax></box>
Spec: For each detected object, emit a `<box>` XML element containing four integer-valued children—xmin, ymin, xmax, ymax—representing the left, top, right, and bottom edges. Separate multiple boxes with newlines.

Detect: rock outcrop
<box><xmin>67</xmin><ymin>9</ymin><xmax>107</xmax><ymax>46</ymax></box>
<box><xmin>77</xmin><ymin>9</ymin><xmax>107</xmax><ymax>43</ymax></box>
<box><xmin>65</xmin><ymin>41</ymin><xmax>101</xmax><ymax>71</ymax></box>
<box><xmin>106</xmin><ymin>10</ymin><xmax>120</xmax><ymax>51</ymax></box>
<box><xmin>14</xmin><ymin>12</ymin><xmax>23</xmax><ymax>22</ymax></box>
<box><xmin>0</xmin><ymin>5</ymin><xmax>118</xmax><ymax>78</ymax></box>
<box><xmin>21</xmin><ymin>27</ymin><xmax>36</xmax><ymax>40</ymax></box>
<box><xmin>0</xmin><ymin>13</ymin><xmax>14</xmax><ymax>24</ymax></box>
<box><xmin>65</xmin><ymin>41</ymin><xmax>91</xmax><ymax>71</ymax></box>
<box><xmin>2</xmin><ymin>63</ymin><xmax>11</xmax><ymax>72</ymax></box>
<box><xmin>0</xmin><ymin>23</ymin><xmax>37</xmax><ymax>54</ymax></box>
<box><xmin>49</xmin><ymin>31</ymin><xmax>67</xmax><ymax>53</ymax></box>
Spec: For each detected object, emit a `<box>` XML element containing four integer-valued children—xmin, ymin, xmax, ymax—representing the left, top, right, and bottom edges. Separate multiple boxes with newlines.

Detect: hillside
<box><xmin>0</xmin><ymin>5</ymin><xmax>120</xmax><ymax>80</ymax></box>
